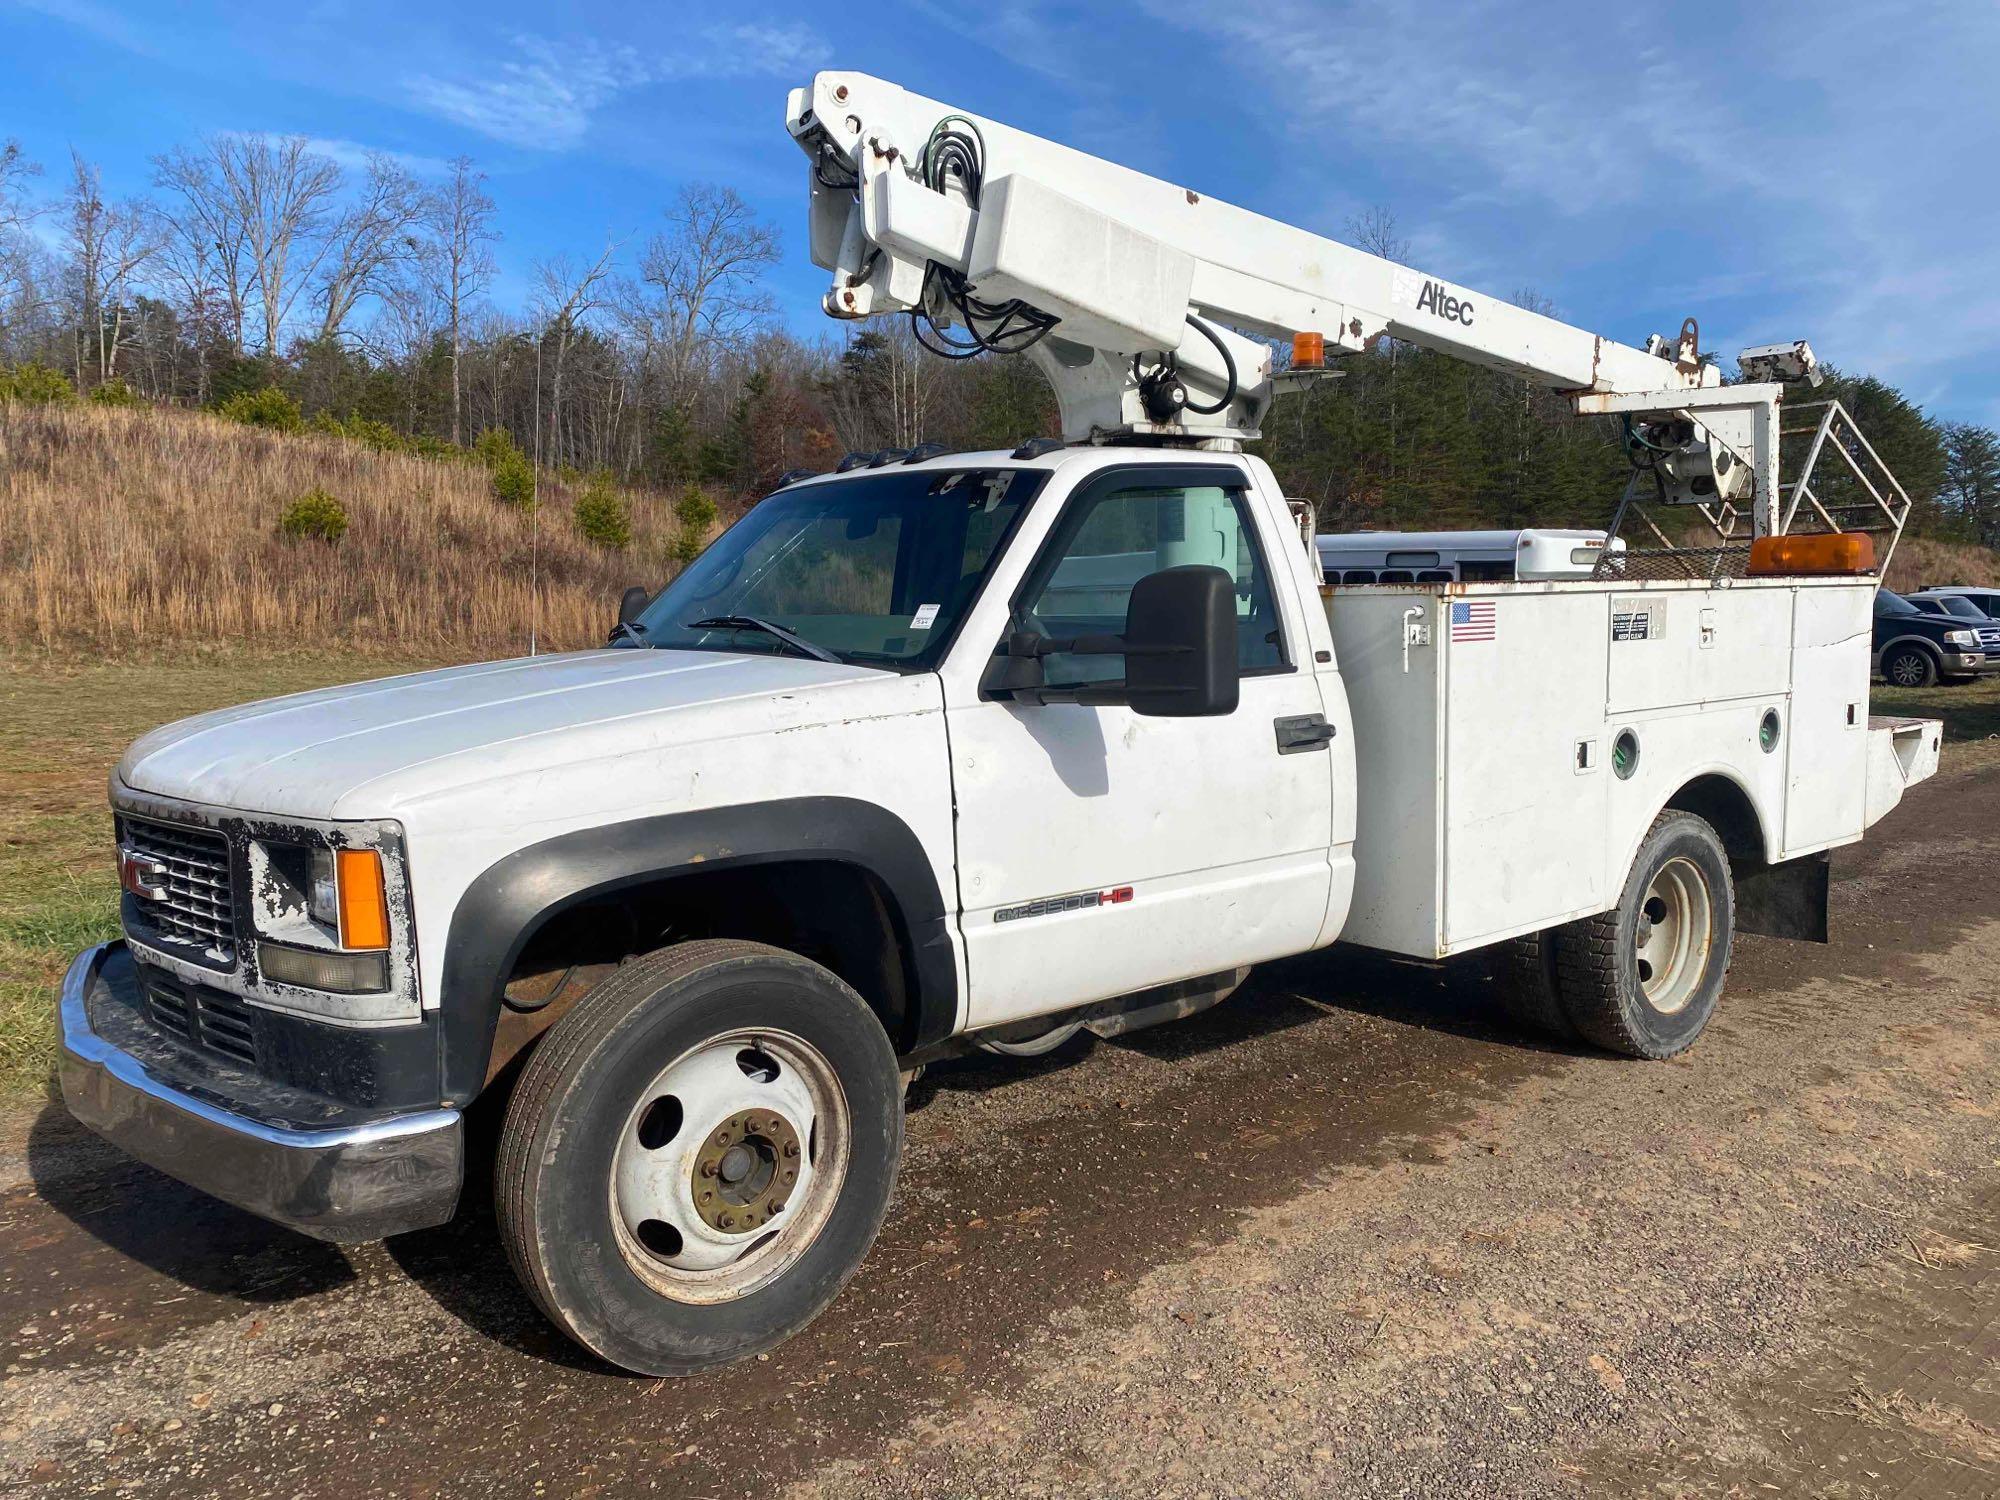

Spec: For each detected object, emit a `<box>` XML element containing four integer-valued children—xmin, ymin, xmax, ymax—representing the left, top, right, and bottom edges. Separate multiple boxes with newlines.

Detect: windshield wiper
<box><xmin>606</xmin><ymin>620</ymin><xmax>652</xmax><ymax>647</ymax></box>
<box><xmin>684</xmin><ymin>615</ymin><xmax>842</xmax><ymax>664</ymax></box>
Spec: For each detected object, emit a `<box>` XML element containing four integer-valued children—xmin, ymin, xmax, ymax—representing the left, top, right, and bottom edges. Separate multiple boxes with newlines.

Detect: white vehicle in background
<box><xmin>1912</xmin><ymin>584</ymin><xmax>2000</xmax><ymax>622</ymax></box>
<box><xmin>56</xmin><ymin>71</ymin><xmax>1943</xmax><ymax>1378</ymax></box>
<box><xmin>1315</xmin><ymin>528</ymin><xmax>1623</xmax><ymax>585</ymax></box>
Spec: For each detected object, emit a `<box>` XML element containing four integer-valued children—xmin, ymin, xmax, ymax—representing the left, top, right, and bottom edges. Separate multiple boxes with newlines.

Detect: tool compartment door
<box><xmin>1782</xmin><ymin>583</ymin><xmax>1871</xmax><ymax>852</ymax></box>
<box><xmin>1440</xmin><ymin>589</ymin><xmax>1613</xmax><ymax>949</ymax></box>
<box><xmin>1605</xmin><ymin>586</ymin><xmax>1793</xmax><ymax>716</ymax></box>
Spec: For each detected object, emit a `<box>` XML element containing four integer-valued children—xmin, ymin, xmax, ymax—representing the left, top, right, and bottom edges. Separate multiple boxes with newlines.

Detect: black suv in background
<box><xmin>1874</xmin><ymin>588</ymin><xmax>1988</xmax><ymax>686</ymax></box>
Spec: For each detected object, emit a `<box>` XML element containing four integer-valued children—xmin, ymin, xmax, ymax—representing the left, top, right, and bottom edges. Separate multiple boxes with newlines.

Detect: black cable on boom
<box><xmin>907</xmin><ymin>115</ymin><xmax>1061</xmax><ymax>360</ymax></box>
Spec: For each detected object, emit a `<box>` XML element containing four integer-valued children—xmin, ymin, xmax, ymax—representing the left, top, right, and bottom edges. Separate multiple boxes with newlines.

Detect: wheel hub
<box><xmin>692</xmin><ymin>1109</ymin><xmax>801</xmax><ymax>1233</ymax></box>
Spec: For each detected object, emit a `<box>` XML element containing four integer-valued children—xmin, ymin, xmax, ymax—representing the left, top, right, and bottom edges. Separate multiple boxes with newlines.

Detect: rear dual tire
<box><xmin>1495</xmin><ymin>811</ymin><xmax>1734</xmax><ymax>1060</ymax></box>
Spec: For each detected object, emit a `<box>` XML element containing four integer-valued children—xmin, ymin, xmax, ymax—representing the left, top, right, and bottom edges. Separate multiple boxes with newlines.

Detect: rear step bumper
<box><xmin>1865</xmin><ymin>715</ymin><xmax>1943</xmax><ymax>827</ymax></box>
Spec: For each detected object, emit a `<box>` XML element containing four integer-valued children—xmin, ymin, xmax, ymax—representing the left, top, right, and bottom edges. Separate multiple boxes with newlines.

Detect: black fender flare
<box><xmin>436</xmin><ymin>797</ymin><xmax>958</xmax><ymax>1101</ymax></box>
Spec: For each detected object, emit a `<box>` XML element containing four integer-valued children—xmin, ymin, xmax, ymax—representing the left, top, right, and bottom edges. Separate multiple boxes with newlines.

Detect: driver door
<box><xmin>944</xmin><ymin>464</ymin><xmax>1337</xmax><ymax>1030</ymax></box>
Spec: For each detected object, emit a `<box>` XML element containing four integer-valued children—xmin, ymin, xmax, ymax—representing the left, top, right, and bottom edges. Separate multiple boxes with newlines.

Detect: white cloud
<box><xmin>403</xmin><ymin>24</ymin><xmax>828</xmax><ymax>151</ymax></box>
<box><xmin>1138</xmin><ymin>0</ymin><xmax>2000</xmax><ymax>421</ymax></box>
<box><xmin>220</xmin><ymin>131</ymin><xmax>454</xmax><ymax>179</ymax></box>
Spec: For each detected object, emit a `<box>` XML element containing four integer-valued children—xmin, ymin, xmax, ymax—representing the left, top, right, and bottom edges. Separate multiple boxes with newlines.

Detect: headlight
<box><xmin>248</xmin><ymin>839</ymin><xmax>393</xmax><ymax>994</ymax></box>
<box><xmin>309</xmin><ymin>846</ymin><xmax>339</xmax><ymax>926</ymax></box>
<box><xmin>1947</xmin><ymin>629</ymin><xmax>1978</xmax><ymax>647</ymax></box>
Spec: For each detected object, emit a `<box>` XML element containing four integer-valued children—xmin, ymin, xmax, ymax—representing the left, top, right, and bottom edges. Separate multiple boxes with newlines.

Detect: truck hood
<box><xmin>116</xmin><ymin>649</ymin><xmax>894</xmax><ymax>821</ymax></box>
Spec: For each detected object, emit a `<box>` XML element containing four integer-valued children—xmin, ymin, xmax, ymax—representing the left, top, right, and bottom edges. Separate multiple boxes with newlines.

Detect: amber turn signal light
<box><xmin>1746</xmin><ymin>532</ymin><xmax>1875</xmax><ymax>576</ymax></box>
<box><xmin>335</xmin><ymin>848</ymin><xmax>391</xmax><ymax>950</ymax></box>
<box><xmin>1291</xmin><ymin>331</ymin><xmax>1326</xmax><ymax>370</ymax></box>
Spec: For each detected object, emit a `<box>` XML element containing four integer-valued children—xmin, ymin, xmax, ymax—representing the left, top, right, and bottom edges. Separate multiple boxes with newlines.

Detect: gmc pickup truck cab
<box><xmin>60</xmin><ymin>445</ymin><xmax>1940</xmax><ymax>1375</ymax></box>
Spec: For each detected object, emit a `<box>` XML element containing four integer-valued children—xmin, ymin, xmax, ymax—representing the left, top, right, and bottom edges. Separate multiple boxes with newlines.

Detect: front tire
<box><xmin>1554</xmin><ymin>811</ymin><xmax>1734</xmax><ymax>1059</ymax></box>
<box><xmin>1883</xmin><ymin>645</ymin><xmax>1938</xmax><ymax>688</ymax></box>
<box><xmin>495</xmin><ymin>940</ymin><xmax>903</xmax><ymax>1375</ymax></box>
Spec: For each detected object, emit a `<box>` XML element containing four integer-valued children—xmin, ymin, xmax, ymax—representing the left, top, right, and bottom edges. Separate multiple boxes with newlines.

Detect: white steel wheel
<box><xmin>495</xmin><ymin>940</ymin><xmax>903</xmax><ymax>1376</ymax></box>
<box><xmin>610</xmin><ymin>1029</ymin><xmax>850</xmax><ymax>1303</ymax></box>
<box><xmin>1633</xmin><ymin>857</ymin><xmax>1713</xmax><ymax>1016</ymax></box>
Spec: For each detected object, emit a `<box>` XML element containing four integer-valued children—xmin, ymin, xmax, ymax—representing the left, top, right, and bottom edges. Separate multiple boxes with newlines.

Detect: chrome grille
<box><xmin>142</xmin><ymin>968</ymin><xmax>259</xmax><ymax>1066</ymax></box>
<box><xmin>121</xmin><ymin>816</ymin><xmax>237</xmax><ymax>968</ymax></box>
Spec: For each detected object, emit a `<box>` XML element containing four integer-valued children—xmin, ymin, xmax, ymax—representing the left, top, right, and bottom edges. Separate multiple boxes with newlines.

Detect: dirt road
<box><xmin>4</xmin><ymin>766</ymin><xmax>1996</xmax><ymax>1498</ymax></box>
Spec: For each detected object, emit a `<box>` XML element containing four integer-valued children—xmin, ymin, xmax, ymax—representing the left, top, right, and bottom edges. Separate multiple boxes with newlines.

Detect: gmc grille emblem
<box><xmin>118</xmin><ymin>847</ymin><xmax>170</xmax><ymax>902</ymax></box>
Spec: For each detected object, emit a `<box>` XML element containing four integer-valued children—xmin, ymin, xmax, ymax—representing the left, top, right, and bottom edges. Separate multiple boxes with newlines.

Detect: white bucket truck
<box><xmin>59</xmin><ymin>73</ymin><xmax>1939</xmax><ymax>1375</ymax></box>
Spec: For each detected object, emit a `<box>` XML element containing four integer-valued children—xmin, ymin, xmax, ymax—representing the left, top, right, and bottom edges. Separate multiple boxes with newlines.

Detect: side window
<box><xmin>1020</xmin><ymin>482</ymin><xmax>1287</xmax><ymax>686</ymax></box>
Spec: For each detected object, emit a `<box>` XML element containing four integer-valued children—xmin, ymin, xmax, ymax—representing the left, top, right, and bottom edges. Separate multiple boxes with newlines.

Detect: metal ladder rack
<box><xmin>1776</xmin><ymin>399</ymin><xmax>1913</xmax><ymax>572</ymax></box>
<box><xmin>1593</xmin><ymin>396</ymin><xmax>1913</xmax><ymax>582</ymax></box>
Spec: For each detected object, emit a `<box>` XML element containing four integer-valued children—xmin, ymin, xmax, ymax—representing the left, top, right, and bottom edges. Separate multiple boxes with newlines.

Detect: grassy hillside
<box><xmin>1883</xmin><ymin>535</ymin><xmax>2000</xmax><ymax>593</ymax></box>
<box><xmin>0</xmin><ymin>402</ymin><xmax>710</xmax><ymax>657</ymax></box>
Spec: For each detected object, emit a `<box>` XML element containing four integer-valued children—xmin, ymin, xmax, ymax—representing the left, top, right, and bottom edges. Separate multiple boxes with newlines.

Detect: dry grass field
<box><xmin>0</xmin><ymin>402</ymin><xmax>707</xmax><ymax>656</ymax></box>
<box><xmin>1883</xmin><ymin>533</ymin><xmax>2000</xmax><ymax>592</ymax></box>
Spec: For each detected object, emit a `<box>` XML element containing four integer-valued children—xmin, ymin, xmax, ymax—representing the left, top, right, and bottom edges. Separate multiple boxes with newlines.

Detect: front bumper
<box><xmin>58</xmin><ymin>943</ymin><xmax>462</xmax><ymax>1243</ymax></box>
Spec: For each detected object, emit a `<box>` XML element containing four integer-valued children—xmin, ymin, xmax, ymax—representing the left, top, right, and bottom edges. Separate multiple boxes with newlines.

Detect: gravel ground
<box><xmin>1</xmin><ymin>764</ymin><xmax>1995</xmax><ymax>1499</ymax></box>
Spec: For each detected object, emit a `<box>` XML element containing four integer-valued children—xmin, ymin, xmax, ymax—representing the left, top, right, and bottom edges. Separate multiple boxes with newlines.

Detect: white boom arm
<box><xmin>787</xmin><ymin>72</ymin><xmax>1801</xmax><ymax>534</ymax></box>
<box><xmin>787</xmin><ymin>76</ymin><xmax>1719</xmax><ymax>423</ymax></box>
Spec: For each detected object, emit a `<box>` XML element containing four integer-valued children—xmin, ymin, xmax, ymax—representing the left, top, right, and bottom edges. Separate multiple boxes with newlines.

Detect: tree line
<box><xmin>2</xmin><ymin>134</ymin><xmax>1995</xmax><ymax>546</ymax></box>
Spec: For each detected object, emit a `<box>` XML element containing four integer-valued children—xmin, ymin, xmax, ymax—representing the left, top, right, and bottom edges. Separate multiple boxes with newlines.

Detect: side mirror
<box><xmin>984</xmin><ymin>564</ymin><xmax>1239</xmax><ymax>715</ymax></box>
<box><xmin>1123</xmin><ymin>565</ymin><xmax>1239</xmax><ymax>717</ymax></box>
<box><xmin>618</xmin><ymin>585</ymin><xmax>650</xmax><ymax>626</ymax></box>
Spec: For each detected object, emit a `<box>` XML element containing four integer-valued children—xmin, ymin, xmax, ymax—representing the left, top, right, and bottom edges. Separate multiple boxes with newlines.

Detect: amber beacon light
<box><xmin>1746</xmin><ymin>532</ymin><xmax>1875</xmax><ymax>576</ymax></box>
<box><xmin>1291</xmin><ymin>331</ymin><xmax>1326</xmax><ymax>370</ymax></box>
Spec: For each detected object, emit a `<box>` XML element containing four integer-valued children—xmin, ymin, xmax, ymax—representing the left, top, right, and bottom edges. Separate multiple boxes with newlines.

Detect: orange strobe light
<box><xmin>1291</xmin><ymin>331</ymin><xmax>1326</xmax><ymax>369</ymax></box>
<box><xmin>1746</xmin><ymin>532</ymin><xmax>1875</xmax><ymax>576</ymax></box>
<box><xmin>336</xmin><ymin>848</ymin><xmax>391</xmax><ymax>949</ymax></box>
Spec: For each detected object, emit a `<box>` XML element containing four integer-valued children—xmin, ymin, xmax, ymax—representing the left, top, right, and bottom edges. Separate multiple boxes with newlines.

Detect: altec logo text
<box><xmin>994</xmin><ymin>886</ymin><xmax>1135</xmax><ymax>923</ymax></box>
<box><xmin>1415</xmin><ymin>280</ymin><xmax>1475</xmax><ymax>326</ymax></box>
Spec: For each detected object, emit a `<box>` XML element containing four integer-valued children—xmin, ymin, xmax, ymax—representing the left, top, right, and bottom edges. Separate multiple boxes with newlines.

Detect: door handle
<box><xmin>1275</xmin><ymin>714</ymin><xmax>1337</xmax><ymax>754</ymax></box>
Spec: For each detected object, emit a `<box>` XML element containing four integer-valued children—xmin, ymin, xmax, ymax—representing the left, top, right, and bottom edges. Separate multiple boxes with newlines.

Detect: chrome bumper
<box><xmin>57</xmin><ymin>943</ymin><xmax>463</xmax><ymax>1243</ymax></box>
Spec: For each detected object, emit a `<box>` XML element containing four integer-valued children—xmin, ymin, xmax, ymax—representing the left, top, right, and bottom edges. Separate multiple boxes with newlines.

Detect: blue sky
<box><xmin>6</xmin><ymin>0</ymin><xmax>1997</xmax><ymax>425</ymax></box>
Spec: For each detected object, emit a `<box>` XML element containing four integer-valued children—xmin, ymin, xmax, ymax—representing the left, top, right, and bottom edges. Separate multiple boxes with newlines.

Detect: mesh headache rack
<box><xmin>1593</xmin><ymin>397</ymin><xmax>1910</xmax><ymax>583</ymax></box>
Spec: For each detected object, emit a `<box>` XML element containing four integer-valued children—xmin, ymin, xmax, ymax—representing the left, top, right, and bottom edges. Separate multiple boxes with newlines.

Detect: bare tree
<box><xmin>62</xmin><ymin>152</ymin><xmax>162</xmax><ymax>386</ymax></box>
<box><xmin>0</xmin><ymin>139</ymin><xmax>43</xmax><ymax>325</ymax></box>
<box><xmin>1346</xmin><ymin>205</ymin><xmax>1412</xmax><ymax>501</ymax></box>
<box><xmin>0</xmin><ymin>139</ymin><xmax>39</xmax><ymax>236</ymax></box>
<box><xmin>629</xmin><ymin>184</ymin><xmax>779</xmax><ymax>410</ymax></box>
<box><xmin>532</xmin><ymin>242</ymin><xmax>618</xmax><ymax>467</ymax></box>
<box><xmin>1346</xmin><ymin>204</ymin><xmax>1411</xmax><ymax>264</ymax></box>
<box><xmin>422</xmin><ymin>157</ymin><xmax>497</xmax><ymax>444</ymax></box>
<box><xmin>312</xmin><ymin>152</ymin><xmax>425</xmax><ymax>346</ymax></box>
<box><xmin>208</xmin><ymin>134</ymin><xmax>342</xmax><ymax>359</ymax></box>
<box><xmin>152</xmin><ymin>143</ymin><xmax>252</xmax><ymax>355</ymax></box>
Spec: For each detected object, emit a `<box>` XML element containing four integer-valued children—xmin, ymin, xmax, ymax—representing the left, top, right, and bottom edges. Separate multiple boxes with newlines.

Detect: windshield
<box><xmin>628</xmin><ymin>467</ymin><xmax>1042</xmax><ymax>669</ymax></box>
<box><xmin>1876</xmin><ymin>589</ymin><xmax>1920</xmax><ymax>617</ymax></box>
<box><xmin>1922</xmin><ymin>594</ymin><xmax>1985</xmax><ymax>620</ymax></box>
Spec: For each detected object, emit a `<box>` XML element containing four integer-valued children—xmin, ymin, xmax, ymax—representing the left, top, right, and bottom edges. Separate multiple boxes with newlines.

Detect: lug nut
<box><xmin>783</xmin><ymin>1142</ymin><xmax>800</xmax><ymax>1158</ymax></box>
<box><xmin>720</xmin><ymin>1214</ymin><xmax>735</xmax><ymax>1229</ymax></box>
<box><xmin>700</xmin><ymin>1161</ymin><xmax>718</xmax><ymax>1178</ymax></box>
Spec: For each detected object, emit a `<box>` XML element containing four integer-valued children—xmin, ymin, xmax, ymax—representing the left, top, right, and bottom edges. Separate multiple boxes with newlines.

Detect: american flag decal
<box><xmin>1450</xmin><ymin>601</ymin><xmax>1496</xmax><ymax>642</ymax></box>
